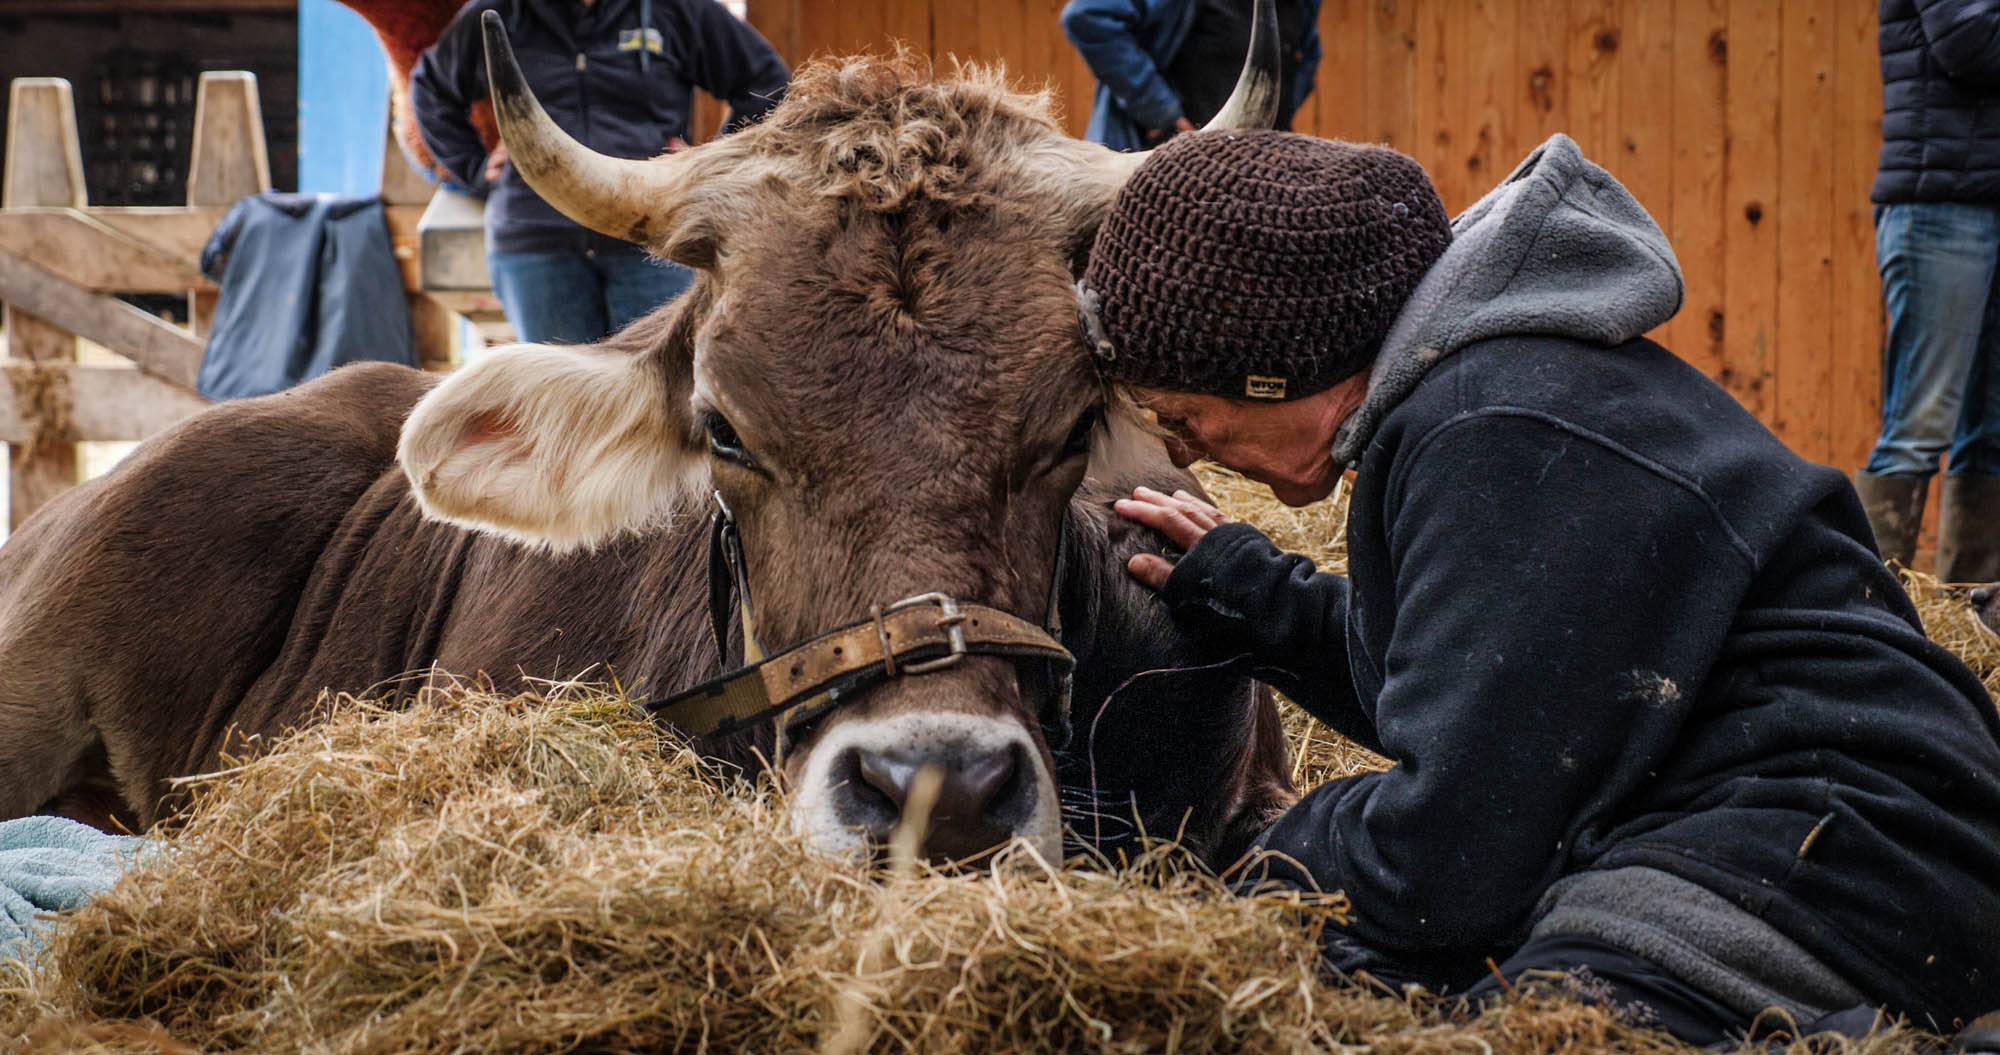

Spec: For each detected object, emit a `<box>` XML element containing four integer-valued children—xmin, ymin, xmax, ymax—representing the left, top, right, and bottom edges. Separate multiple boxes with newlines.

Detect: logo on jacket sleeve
<box><xmin>619</xmin><ymin>27</ymin><xmax>664</xmax><ymax>55</ymax></box>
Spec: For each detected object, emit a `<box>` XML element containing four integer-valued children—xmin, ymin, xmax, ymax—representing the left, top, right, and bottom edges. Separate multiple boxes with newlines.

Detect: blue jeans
<box><xmin>487</xmin><ymin>247</ymin><xmax>693</xmax><ymax>345</ymax></box>
<box><xmin>1864</xmin><ymin>202</ymin><xmax>2000</xmax><ymax>477</ymax></box>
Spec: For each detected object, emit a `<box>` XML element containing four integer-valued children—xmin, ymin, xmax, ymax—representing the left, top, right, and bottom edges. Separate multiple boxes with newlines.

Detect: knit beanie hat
<box><xmin>1080</xmin><ymin>130</ymin><xmax>1451</xmax><ymax>401</ymax></box>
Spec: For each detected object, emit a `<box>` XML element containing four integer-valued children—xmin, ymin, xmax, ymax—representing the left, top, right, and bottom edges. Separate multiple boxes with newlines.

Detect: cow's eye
<box><xmin>701</xmin><ymin>412</ymin><xmax>755</xmax><ymax>468</ymax></box>
<box><xmin>1059</xmin><ymin>406</ymin><xmax>1103</xmax><ymax>463</ymax></box>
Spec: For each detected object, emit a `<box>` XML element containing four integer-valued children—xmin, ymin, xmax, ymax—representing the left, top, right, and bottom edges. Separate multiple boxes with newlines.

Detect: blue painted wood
<box><xmin>297</xmin><ymin>0</ymin><xmax>390</xmax><ymax>195</ymax></box>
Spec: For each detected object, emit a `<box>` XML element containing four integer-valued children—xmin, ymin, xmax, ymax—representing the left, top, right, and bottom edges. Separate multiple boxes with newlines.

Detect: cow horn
<box><xmin>1202</xmin><ymin>0</ymin><xmax>1282</xmax><ymax>131</ymax></box>
<box><xmin>481</xmin><ymin>9</ymin><xmax>680</xmax><ymax>245</ymax></box>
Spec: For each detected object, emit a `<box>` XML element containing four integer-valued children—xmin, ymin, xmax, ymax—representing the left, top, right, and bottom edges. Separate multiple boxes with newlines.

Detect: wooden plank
<box><xmin>1775</xmin><ymin>0</ymin><xmax>1837</xmax><ymax>463</ymax></box>
<box><xmin>1671</xmin><ymin>0</ymin><xmax>1729</xmax><ymax>380</ymax></box>
<box><xmin>1723</xmin><ymin>0</ymin><xmax>1782</xmax><ymax>420</ymax></box>
<box><xmin>1516</xmin><ymin>0</ymin><xmax>1569</xmax><ymax>153</ymax></box>
<box><xmin>1566</xmin><ymin>0</ymin><xmax>1622</xmax><ymax>164</ymax></box>
<box><xmin>1048</xmin><ymin>0</ymin><xmax>1098</xmax><ymax>137</ymax></box>
<box><xmin>0</xmin><ymin>210</ymin><xmax>213</xmax><ymax>295</ymax></box>
<box><xmin>26</xmin><ymin>205</ymin><xmax>427</xmax><ymax>294</ymax></box>
<box><xmin>73</xmin><ymin>207</ymin><xmax>229</xmax><ymax>260</ymax></box>
<box><xmin>186</xmin><ymin>72</ymin><xmax>273</xmax><ymax>339</ymax></box>
<box><xmin>1618</xmin><ymin>0</ymin><xmax>1675</xmax><ymax>343</ymax></box>
<box><xmin>423</xmin><ymin>288</ymin><xmax>509</xmax><ymax>320</ymax></box>
<box><xmin>3</xmin><ymin>77</ymin><xmax>87</xmax><ymax>529</ymax></box>
<box><xmin>0</xmin><ymin>365</ymin><xmax>207</xmax><ymax>445</ymax></box>
<box><xmin>407</xmin><ymin>293</ymin><xmax>467</xmax><ymax>372</ymax></box>
<box><xmin>745</xmin><ymin>0</ymin><xmax>801</xmax><ymax>62</ymax></box>
<box><xmin>1412</xmin><ymin>2</ymin><xmax>1457</xmax><ymax>209</ymax></box>
<box><xmin>1366</xmin><ymin>0</ymin><xmax>1419</xmax><ymax>152</ymax></box>
<box><xmin>380</xmin><ymin>122</ymin><xmax>434</xmax><ymax>207</ymax></box>
<box><xmin>1833</xmin><ymin>0</ymin><xmax>1885</xmax><ymax>470</ymax></box>
<box><xmin>1452</xmin><ymin>0</ymin><xmax>1514</xmax><ymax>203</ymax></box>
<box><xmin>0</xmin><ymin>250</ymin><xmax>206</xmax><ymax>391</ymax></box>
<box><xmin>4</xmin><ymin>81</ymin><xmax>86</xmax><ymax>212</ymax></box>
<box><xmin>1314</xmin><ymin>0</ymin><xmax>1370</xmax><ymax>140</ymax></box>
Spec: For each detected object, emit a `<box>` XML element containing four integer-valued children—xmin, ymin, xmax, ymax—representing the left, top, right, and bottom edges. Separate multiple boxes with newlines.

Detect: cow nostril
<box><xmin>836</xmin><ymin>742</ymin><xmax>1036</xmax><ymax>863</ymax></box>
<box><xmin>932</xmin><ymin>747</ymin><xmax>1018</xmax><ymax>827</ymax></box>
<box><xmin>855</xmin><ymin>747</ymin><xmax>920</xmax><ymax>813</ymax></box>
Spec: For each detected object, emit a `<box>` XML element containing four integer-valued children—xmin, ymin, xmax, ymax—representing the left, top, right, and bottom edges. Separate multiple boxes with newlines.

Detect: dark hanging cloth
<box><xmin>1164</xmin><ymin>0</ymin><xmax>1310</xmax><ymax>129</ymax></box>
<box><xmin>196</xmin><ymin>192</ymin><xmax>417</xmax><ymax>401</ymax></box>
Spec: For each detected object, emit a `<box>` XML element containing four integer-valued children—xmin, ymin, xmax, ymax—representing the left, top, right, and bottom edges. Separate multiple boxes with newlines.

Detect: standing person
<box><xmin>1080</xmin><ymin>129</ymin><xmax>2000</xmax><ymax>1046</ymax></box>
<box><xmin>1060</xmin><ymin>0</ymin><xmax>1321</xmax><ymax>151</ymax></box>
<box><xmin>1856</xmin><ymin>0</ymin><xmax>2000</xmax><ymax>582</ymax></box>
<box><xmin>410</xmin><ymin>0</ymin><xmax>788</xmax><ymax>343</ymax></box>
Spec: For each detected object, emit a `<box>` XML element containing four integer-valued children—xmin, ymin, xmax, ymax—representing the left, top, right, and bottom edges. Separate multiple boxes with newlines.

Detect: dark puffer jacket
<box><xmin>1872</xmin><ymin>0</ymin><xmax>2000</xmax><ymax>203</ymax></box>
<box><xmin>1168</xmin><ymin>135</ymin><xmax>2000</xmax><ymax>1031</ymax></box>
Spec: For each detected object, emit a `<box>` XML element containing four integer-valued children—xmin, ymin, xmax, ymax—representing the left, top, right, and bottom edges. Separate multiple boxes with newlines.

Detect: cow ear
<box><xmin>398</xmin><ymin>342</ymin><xmax>703</xmax><ymax>552</ymax></box>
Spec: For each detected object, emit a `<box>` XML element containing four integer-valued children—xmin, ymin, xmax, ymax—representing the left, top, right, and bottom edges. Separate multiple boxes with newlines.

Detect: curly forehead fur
<box><xmin>722</xmin><ymin>52</ymin><xmax>1069</xmax><ymax>213</ymax></box>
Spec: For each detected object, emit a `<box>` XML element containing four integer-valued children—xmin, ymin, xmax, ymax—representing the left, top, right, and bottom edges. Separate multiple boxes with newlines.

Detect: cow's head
<box><xmin>397</xmin><ymin>10</ymin><xmax>1282</xmax><ymax>865</ymax></box>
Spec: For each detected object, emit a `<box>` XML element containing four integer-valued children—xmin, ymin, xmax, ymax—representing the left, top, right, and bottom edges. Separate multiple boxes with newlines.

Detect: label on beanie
<box><xmin>1245</xmin><ymin>375</ymin><xmax>1289</xmax><ymax>400</ymax></box>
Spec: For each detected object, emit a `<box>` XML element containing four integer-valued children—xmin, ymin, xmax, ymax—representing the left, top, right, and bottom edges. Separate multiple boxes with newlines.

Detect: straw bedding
<box><xmin>0</xmin><ymin>467</ymin><xmax>1991</xmax><ymax>1054</ymax></box>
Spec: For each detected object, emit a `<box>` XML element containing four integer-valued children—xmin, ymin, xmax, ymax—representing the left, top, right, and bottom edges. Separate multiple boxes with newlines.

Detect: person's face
<box><xmin>1131</xmin><ymin>371</ymin><xmax>1370</xmax><ymax>506</ymax></box>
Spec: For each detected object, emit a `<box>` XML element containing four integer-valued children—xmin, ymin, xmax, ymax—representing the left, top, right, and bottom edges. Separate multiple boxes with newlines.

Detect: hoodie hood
<box><xmin>1329</xmin><ymin>133</ymin><xmax>1685</xmax><ymax>466</ymax></box>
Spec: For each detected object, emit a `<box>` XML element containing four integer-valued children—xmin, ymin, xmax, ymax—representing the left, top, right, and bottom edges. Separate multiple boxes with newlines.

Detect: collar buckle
<box><xmin>885</xmin><ymin>591</ymin><xmax>969</xmax><ymax>674</ymax></box>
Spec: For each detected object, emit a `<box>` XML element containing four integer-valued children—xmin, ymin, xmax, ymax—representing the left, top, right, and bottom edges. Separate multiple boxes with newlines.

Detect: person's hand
<box><xmin>665</xmin><ymin>135</ymin><xmax>689</xmax><ymax>153</ymax></box>
<box><xmin>483</xmin><ymin>143</ymin><xmax>510</xmax><ymax>184</ymax></box>
<box><xmin>1113</xmin><ymin>486</ymin><xmax>1231</xmax><ymax>590</ymax></box>
<box><xmin>1144</xmin><ymin>116</ymin><xmax>1196</xmax><ymax>143</ymax></box>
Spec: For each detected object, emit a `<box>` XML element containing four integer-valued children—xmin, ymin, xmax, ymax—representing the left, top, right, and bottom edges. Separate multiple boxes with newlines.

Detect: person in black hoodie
<box><xmin>410</xmin><ymin>0</ymin><xmax>787</xmax><ymax>344</ymax></box>
<box><xmin>1077</xmin><ymin>129</ymin><xmax>2000</xmax><ymax>1047</ymax></box>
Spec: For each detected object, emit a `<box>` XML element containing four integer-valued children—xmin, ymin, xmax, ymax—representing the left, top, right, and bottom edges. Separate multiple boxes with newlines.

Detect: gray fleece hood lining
<box><xmin>1329</xmin><ymin>133</ymin><xmax>1687</xmax><ymax>466</ymax></box>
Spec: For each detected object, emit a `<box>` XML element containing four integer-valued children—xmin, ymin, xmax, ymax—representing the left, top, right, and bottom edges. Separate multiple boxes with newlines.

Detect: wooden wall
<box><xmin>743</xmin><ymin>0</ymin><xmax>1887</xmax><ymax>471</ymax></box>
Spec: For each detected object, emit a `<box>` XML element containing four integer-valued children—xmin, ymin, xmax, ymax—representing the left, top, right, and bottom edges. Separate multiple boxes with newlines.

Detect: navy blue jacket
<box><xmin>410</xmin><ymin>0</ymin><xmax>788</xmax><ymax>255</ymax></box>
<box><xmin>1061</xmin><ymin>0</ymin><xmax>1321</xmax><ymax>151</ymax></box>
<box><xmin>1157</xmin><ymin>135</ymin><xmax>2000</xmax><ymax>1029</ymax></box>
<box><xmin>1873</xmin><ymin>0</ymin><xmax>2000</xmax><ymax>203</ymax></box>
<box><xmin>196</xmin><ymin>193</ymin><xmax>416</xmax><ymax>401</ymax></box>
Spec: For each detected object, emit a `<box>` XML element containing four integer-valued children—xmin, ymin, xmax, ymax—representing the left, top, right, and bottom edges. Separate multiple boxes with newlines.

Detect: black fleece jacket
<box><xmin>410</xmin><ymin>0</ymin><xmax>788</xmax><ymax>255</ymax></box>
<box><xmin>1165</xmin><ymin>332</ymin><xmax>2000</xmax><ymax>1027</ymax></box>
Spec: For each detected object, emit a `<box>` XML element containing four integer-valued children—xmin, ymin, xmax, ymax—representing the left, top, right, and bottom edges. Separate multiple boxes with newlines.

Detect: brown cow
<box><xmin>0</xmin><ymin>22</ymin><xmax>1296</xmax><ymax>866</ymax></box>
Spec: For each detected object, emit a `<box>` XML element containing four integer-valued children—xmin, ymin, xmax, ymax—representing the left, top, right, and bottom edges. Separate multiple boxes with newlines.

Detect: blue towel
<box><xmin>0</xmin><ymin>816</ymin><xmax>148</xmax><ymax>963</ymax></box>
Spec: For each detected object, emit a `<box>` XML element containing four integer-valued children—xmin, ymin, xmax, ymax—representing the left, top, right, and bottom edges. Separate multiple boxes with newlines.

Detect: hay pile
<box><xmin>0</xmin><ymin>468</ymin><xmax>1990</xmax><ymax>1054</ymax></box>
<box><xmin>4</xmin><ymin>688</ymin><xmax>1943</xmax><ymax>1055</ymax></box>
<box><xmin>2</xmin><ymin>690</ymin><xmax>1353</xmax><ymax>1053</ymax></box>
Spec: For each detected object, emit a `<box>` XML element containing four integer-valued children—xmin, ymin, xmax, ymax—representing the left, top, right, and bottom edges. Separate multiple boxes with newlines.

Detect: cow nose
<box><xmin>844</xmin><ymin>743</ymin><xmax>1030</xmax><ymax>863</ymax></box>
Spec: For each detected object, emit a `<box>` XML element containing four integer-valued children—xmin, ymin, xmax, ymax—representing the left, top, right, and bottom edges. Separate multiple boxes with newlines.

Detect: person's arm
<box><xmin>1060</xmin><ymin>0</ymin><xmax>1188</xmax><ymax>135</ymax></box>
<box><xmin>409</xmin><ymin>2</ymin><xmax>500</xmax><ymax>194</ymax></box>
<box><xmin>1914</xmin><ymin>0</ymin><xmax>2000</xmax><ymax>87</ymax></box>
<box><xmin>665</xmin><ymin>0</ymin><xmax>790</xmax><ymax>134</ymax></box>
<box><xmin>1158</xmin><ymin>521</ymin><xmax>1378</xmax><ymax>751</ymax></box>
<box><xmin>1246</xmin><ymin>412</ymin><xmax>1749</xmax><ymax>974</ymax></box>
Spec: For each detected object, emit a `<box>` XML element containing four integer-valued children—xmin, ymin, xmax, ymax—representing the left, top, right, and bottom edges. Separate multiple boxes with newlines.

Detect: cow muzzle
<box><xmin>640</xmin><ymin>494</ymin><xmax>1074</xmax><ymax>865</ymax></box>
<box><xmin>790</xmin><ymin>707</ymin><xmax>1061</xmax><ymax>865</ymax></box>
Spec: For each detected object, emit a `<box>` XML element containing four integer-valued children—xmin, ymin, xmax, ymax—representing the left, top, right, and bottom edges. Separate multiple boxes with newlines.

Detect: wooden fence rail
<box><xmin>0</xmin><ymin>70</ymin><xmax>486</xmax><ymax>529</ymax></box>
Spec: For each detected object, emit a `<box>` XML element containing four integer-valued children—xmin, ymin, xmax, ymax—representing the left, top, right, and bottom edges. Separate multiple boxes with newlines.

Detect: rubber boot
<box><xmin>1853</xmin><ymin>471</ymin><xmax>1929</xmax><ymax>568</ymax></box>
<box><xmin>1937</xmin><ymin>474</ymin><xmax>2000</xmax><ymax>583</ymax></box>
